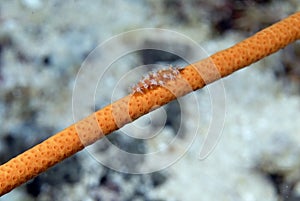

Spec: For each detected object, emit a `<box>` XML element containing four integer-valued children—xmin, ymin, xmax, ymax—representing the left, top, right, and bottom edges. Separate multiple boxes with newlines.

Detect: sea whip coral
<box><xmin>0</xmin><ymin>12</ymin><xmax>299</xmax><ymax>196</ymax></box>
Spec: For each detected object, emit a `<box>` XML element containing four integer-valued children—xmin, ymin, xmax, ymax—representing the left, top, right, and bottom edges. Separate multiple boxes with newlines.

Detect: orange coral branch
<box><xmin>1</xmin><ymin>12</ymin><xmax>300</xmax><ymax>196</ymax></box>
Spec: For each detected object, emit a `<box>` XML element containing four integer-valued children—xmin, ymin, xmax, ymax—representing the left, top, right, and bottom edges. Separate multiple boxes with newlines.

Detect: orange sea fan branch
<box><xmin>0</xmin><ymin>12</ymin><xmax>300</xmax><ymax>196</ymax></box>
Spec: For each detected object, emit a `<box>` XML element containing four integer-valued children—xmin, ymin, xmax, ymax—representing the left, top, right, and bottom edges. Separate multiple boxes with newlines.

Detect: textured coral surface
<box><xmin>0</xmin><ymin>1</ymin><xmax>300</xmax><ymax>201</ymax></box>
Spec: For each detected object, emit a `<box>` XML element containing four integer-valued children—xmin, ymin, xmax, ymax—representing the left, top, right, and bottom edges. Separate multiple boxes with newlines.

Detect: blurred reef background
<box><xmin>0</xmin><ymin>0</ymin><xmax>300</xmax><ymax>201</ymax></box>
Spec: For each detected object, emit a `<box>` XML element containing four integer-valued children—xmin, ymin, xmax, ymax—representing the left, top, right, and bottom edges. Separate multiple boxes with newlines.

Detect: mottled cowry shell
<box><xmin>131</xmin><ymin>65</ymin><xmax>181</xmax><ymax>94</ymax></box>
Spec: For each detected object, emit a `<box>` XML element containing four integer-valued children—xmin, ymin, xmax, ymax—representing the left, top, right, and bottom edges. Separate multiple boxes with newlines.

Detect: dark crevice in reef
<box><xmin>165</xmin><ymin>99</ymin><xmax>185</xmax><ymax>138</ymax></box>
<box><xmin>139</xmin><ymin>40</ymin><xmax>190</xmax><ymax>66</ymax></box>
<box><xmin>93</xmin><ymin>167</ymin><xmax>168</xmax><ymax>201</ymax></box>
<box><xmin>274</xmin><ymin>43</ymin><xmax>300</xmax><ymax>95</ymax></box>
<box><xmin>26</xmin><ymin>177</ymin><xmax>42</xmax><ymax>197</ymax></box>
<box><xmin>161</xmin><ymin>0</ymin><xmax>288</xmax><ymax>36</ymax></box>
<box><xmin>257</xmin><ymin>167</ymin><xmax>300</xmax><ymax>201</ymax></box>
<box><xmin>266</xmin><ymin>172</ymin><xmax>299</xmax><ymax>201</ymax></box>
<box><xmin>0</xmin><ymin>123</ymin><xmax>53</xmax><ymax>164</ymax></box>
<box><xmin>141</xmin><ymin>49</ymin><xmax>182</xmax><ymax>65</ymax></box>
<box><xmin>0</xmin><ymin>34</ymin><xmax>14</xmax><ymax>82</ymax></box>
<box><xmin>106</xmin><ymin>131</ymin><xmax>147</xmax><ymax>155</ymax></box>
<box><xmin>26</xmin><ymin>155</ymin><xmax>82</xmax><ymax>198</ymax></box>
